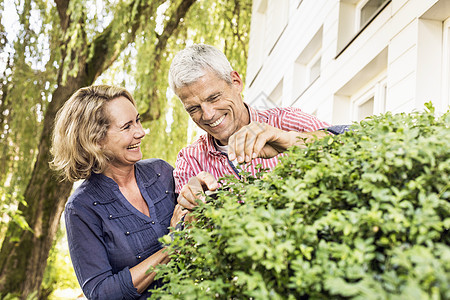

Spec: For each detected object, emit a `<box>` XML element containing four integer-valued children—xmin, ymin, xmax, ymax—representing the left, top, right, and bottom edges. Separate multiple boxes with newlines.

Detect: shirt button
<box><xmin>157</xmin><ymin>173</ymin><xmax>161</xmax><ymax>177</ymax></box>
<box><xmin>93</xmin><ymin>202</ymin><xmax>98</xmax><ymax>206</ymax></box>
<box><xmin>165</xmin><ymin>190</ymin><xmax>169</xmax><ymax>194</ymax></box>
<box><xmin>151</xmin><ymin>221</ymin><xmax>155</xmax><ymax>224</ymax></box>
<box><xmin>136</xmin><ymin>255</ymin><xmax>142</xmax><ymax>259</ymax></box>
<box><xmin>125</xmin><ymin>231</ymin><xmax>130</xmax><ymax>235</ymax></box>
<box><xmin>109</xmin><ymin>215</ymin><xmax>113</xmax><ymax>219</ymax></box>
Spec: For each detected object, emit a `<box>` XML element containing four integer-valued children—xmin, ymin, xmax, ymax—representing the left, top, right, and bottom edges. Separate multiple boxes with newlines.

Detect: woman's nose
<box><xmin>135</xmin><ymin>123</ymin><xmax>146</xmax><ymax>139</ymax></box>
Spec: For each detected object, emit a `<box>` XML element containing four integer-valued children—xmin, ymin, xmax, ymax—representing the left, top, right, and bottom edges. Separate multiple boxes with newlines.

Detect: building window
<box><xmin>269</xmin><ymin>79</ymin><xmax>283</xmax><ymax>106</ymax></box>
<box><xmin>352</xmin><ymin>79</ymin><xmax>386</xmax><ymax>122</ymax></box>
<box><xmin>337</xmin><ymin>0</ymin><xmax>391</xmax><ymax>56</ymax></box>
<box><xmin>293</xmin><ymin>27</ymin><xmax>323</xmax><ymax>99</ymax></box>
<box><xmin>356</xmin><ymin>95</ymin><xmax>375</xmax><ymax>121</ymax></box>
<box><xmin>333</xmin><ymin>48</ymin><xmax>388</xmax><ymax>124</ymax></box>
<box><xmin>358</xmin><ymin>0</ymin><xmax>389</xmax><ymax>29</ymax></box>
<box><xmin>308</xmin><ymin>53</ymin><xmax>321</xmax><ymax>84</ymax></box>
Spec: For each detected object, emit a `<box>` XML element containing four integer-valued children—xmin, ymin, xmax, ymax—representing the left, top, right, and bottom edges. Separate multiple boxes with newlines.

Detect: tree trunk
<box><xmin>0</xmin><ymin>79</ymin><xmax>82</xmax><ymax>299</ymax></box>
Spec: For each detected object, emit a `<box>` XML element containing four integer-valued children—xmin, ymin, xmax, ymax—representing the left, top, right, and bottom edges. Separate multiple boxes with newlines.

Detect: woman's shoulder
<box><xmin>65</xmin><ymin>177</ymin><xmax>108</xmax><ymax>211</ymax></box>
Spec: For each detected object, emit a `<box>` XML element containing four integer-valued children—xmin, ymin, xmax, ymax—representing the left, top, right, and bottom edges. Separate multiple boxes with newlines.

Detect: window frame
<box><xmin>307</xmin><ymin>50</ymin><xmax>322</xmax><ymax>85</ymax></box>
<box><xmin>356</xmin><ymin>0</ymin><xmax>389</xmax><ymax>30</ymax></box>
<box><xmin>336</xmin><ymin>0</ymin><xmax>391</xmax><ymax>58</ymax></box>
<box><xmin>351</xmin><ymin>77</ymin><xmax>387</xmax><ymax>121</ymax></box>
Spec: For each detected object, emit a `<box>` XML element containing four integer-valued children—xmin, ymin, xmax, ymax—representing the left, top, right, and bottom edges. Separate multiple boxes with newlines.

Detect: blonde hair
<box><xmin>50</xmin><ymin>85</ymin><xmax>135</xmax><ymax>182</ymax></box>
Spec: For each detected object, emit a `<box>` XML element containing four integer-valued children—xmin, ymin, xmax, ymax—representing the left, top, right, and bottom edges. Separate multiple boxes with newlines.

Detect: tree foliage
<box><xmin>0</xmin><ymin>0</ymin><xmax>252</xmax><ymax>297</ymax></box>
<box><xmin>153</xmin><ymin>104</ymin><xmax>450</xmax><ymax>299</ymax></box>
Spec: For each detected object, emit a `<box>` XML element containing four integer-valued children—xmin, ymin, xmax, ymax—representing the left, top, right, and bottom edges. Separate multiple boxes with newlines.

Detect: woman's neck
<box><xmin>103</xmin><ymin>164</ymin><xmax>136</xmax><ymax>187</ymax></box>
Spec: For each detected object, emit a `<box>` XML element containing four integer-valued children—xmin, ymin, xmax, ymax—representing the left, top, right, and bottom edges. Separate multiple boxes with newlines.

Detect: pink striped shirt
<box><xmin>173</xmin><ymin>105</ymin><xmax>330</xmax><ymax>193</ymax></box>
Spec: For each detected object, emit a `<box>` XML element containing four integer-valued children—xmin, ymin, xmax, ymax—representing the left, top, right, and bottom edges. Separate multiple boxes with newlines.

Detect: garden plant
<box><xmin>152</xmin><ymin>104</ymin><xmax>449</xmax><ymax>299</ymax></box>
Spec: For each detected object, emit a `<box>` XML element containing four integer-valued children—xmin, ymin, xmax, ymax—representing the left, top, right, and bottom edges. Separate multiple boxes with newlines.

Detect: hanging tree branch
<box><xmin>140</xmin><ymin>0</ymin><xmax>197</xmax><ymax>122</ymax></box>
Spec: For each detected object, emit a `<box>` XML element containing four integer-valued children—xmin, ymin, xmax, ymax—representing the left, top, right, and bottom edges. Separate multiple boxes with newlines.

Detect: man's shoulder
<box><xmin>255</xmin><ymin>106</ymin><xmax>300</xmax><ymax>121</ymax></box>
<box><xmin>179</xmin><ymin>134</ymin><xmax>209</xmax><ymax>153</ymax></box>
<box><xmin>258</xmin><ymin>106</ymin><xmax>299</xmax><ymax>114</ymax></box>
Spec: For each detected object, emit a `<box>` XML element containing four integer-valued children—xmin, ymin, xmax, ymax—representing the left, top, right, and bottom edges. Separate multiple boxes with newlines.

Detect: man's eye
<box><xmin>188</xmin><ymin>107</ymin><xmax>199</xmax><ymax>114</ymax></box>
<box><xmin>123</xmin><ymin>124</ymin><xmax>131</xmax><ymax>130</ymax></box>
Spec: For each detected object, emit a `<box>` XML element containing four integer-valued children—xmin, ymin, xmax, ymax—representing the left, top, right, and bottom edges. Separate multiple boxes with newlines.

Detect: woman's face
<box><xmin>101</xmin><ymin>96</ymin><xmax>145</xmax><ymax>169</ymax></box>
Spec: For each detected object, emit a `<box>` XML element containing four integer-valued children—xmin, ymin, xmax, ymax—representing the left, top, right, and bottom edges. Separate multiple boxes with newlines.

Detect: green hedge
<box><xmin>152</xmin><ymin>104</ymin><xmax>450</xmax><ymax>299</ymax></box>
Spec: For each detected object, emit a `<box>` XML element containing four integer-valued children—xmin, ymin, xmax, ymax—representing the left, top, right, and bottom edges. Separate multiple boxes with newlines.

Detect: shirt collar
<box><xmin>247</xmin><ymin>104</ymin><xmax>261</xmax><ymax>123</ymax></box>
<box><xmin>206</xmin><ymin>134</ymin><xmax>221</xmax><ymax>155</ymax></box>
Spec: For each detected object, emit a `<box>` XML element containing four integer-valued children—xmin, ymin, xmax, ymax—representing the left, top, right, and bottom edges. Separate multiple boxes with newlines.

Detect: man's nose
<box><xmin>201</xmin><ymin>103</ymin><xmax>215</xmax><ymax>121</ymax></box>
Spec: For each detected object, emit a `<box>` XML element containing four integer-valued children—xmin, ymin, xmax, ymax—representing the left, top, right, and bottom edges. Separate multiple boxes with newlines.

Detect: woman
<box><xmin>50</xmin><ymin>85</ymin><xmax>186</xmax><ymax>299</ymax></box>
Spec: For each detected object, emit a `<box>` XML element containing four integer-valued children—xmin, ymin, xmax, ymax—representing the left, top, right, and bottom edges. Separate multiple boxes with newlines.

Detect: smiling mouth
<box><xmin>209</xmin><ymin>115</ymin><xmax>225</xmax><ymax>128</ymax></box>
<box><xmin>127</xmin><ymin>142</ymin><xmax>141</xmax><ymax>150</ymax></box>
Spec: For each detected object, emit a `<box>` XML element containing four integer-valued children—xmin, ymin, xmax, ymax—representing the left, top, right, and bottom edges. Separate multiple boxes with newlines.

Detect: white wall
<box><xmin>244</xmin><ymin>0</ymin><xmax>450</xmax><ymax>124</ymax></box>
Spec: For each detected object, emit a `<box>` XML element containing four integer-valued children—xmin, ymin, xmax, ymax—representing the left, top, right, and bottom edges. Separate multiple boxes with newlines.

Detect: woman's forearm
<box><xmin>129</xmin><ymin>247</ymin><xmax>171</xmax><ymax>294</ymax></box>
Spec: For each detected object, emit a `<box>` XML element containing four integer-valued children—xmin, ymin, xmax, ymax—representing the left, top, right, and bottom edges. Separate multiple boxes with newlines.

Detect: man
<box><xmin>169</xmin><ymin>44</ymin><xmax>346</xmax><ymax>209</ymax></box>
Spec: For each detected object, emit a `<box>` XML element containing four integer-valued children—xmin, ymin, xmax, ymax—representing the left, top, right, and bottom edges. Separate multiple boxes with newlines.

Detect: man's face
<box><xmin>176</xmin><ymin>70</ymin><xmax>249</xmax><ymax>146</ymax></box>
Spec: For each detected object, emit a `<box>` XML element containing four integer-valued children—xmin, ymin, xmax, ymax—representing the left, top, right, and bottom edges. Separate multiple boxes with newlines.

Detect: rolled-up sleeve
<box><xmin>65</xmin><ymin>203</ymin><xmax>141</xmax><ymax>300</ymax></box>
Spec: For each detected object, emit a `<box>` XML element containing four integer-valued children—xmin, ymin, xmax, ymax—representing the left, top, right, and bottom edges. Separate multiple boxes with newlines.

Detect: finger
<box><xmin>228</xmin><ymin>133</ymin><xmax>237</xmax><ymax>161</ymax></box>
<box><xmin>243</xmin><ymin>123</ymin><xmax>265</xmax><ymax>162</ymax></box>
<box><xmin>178</xmin><ymin>184</ymin><xmax>199</xmax><ymax>210</ymax></box>
<box><xmin>177</xmin><ymin>193</ymin><xmax>197</xmax><ymax>210</ymax></box>
<box><xmin>187</xmin><ymin>176</ymin><xmax>207</xmax><ymax>201</ymax></box>
<box><xmin>196</xmin><ymin>171</ymin><xmax>218</xmax><ymax>191</ymax></box>
<box><xmin>252</xmin><ymin>132</ymin><xmax>266</xmax><ymax>159</ymax></box>
<box><xmin>170</xmin><ymin>204</ymin><xmax>188</xmax><ymax>227</ymax></box>
<box><xmin>174</xmin><ymin>204</ymin><xmax>188</xmax><ymax>217</ymax></box>
<box><xmin>234</xmin><ymin>128</ymin><xmax>248</xmax><ymax>163</ymax></box>
<box><xmin>229</xmin><ymin>130</ymin><xmax>246</xmax><ymax>163</ymax></box>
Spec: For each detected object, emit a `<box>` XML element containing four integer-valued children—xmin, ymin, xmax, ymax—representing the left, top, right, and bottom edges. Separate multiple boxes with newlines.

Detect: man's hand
<box><xmin>177</xmin><ymin>171</ymin><xmax>218</xmax><ymax>210</ymax></box>
<box><xmin>228</xmin><ymin>122</ymin><xmax>328</xmax><ymax>164</ymax></box>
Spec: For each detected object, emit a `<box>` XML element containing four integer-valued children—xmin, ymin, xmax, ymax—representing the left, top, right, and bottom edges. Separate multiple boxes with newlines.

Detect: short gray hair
<box><xmin>168</xmin><ymin>44</ymin><xmax>233</xmax><ymax>92</ymax></box>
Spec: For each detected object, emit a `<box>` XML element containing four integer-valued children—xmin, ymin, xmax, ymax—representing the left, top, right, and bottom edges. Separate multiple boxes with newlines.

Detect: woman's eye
<box><xmin>136</xmin><ymin>117</ymin><xmax>141</xmax><ymax>123</ymax></box>
<box><xmin>123</xmin><ymin>124</ymin><xmax>131</xmax><ymax>130</ymax></box>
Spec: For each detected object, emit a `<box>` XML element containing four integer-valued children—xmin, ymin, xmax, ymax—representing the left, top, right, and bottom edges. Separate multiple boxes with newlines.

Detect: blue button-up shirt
<box><xmin>65</xmin><ymin>159</ymin><xmax>176</xmax><ymax>299</ymax></box>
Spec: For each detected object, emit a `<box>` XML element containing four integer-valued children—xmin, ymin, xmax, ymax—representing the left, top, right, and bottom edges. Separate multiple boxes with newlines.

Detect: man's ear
<box><xmin>230</xmin><ymin>71</ymin><xmax>243</xmax><ymax>93</ymax></box>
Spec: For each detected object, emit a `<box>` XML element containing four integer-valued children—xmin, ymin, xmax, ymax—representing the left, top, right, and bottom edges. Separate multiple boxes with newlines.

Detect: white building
<box><xmin>245</xmin><ymin>0</ymin><xmax>450</xmax><ymax>124</ymax></box>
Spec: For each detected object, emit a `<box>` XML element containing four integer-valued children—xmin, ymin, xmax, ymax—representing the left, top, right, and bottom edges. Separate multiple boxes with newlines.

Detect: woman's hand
<box><xmin>170</xmin><ymin>204</ymin><xmax>188</xmax><ymax>228</ymax></box>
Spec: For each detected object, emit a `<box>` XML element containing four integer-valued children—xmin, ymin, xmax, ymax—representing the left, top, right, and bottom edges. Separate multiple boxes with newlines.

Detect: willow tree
<box><xmin>0</xmin><ymin>0</ymin><xmax>251</xmax><ymax>298</ymax></box>
<box><xmin>0</xmin><ymin>0</ymin><xmax>197</xmax><ymax>297</ymax></box>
